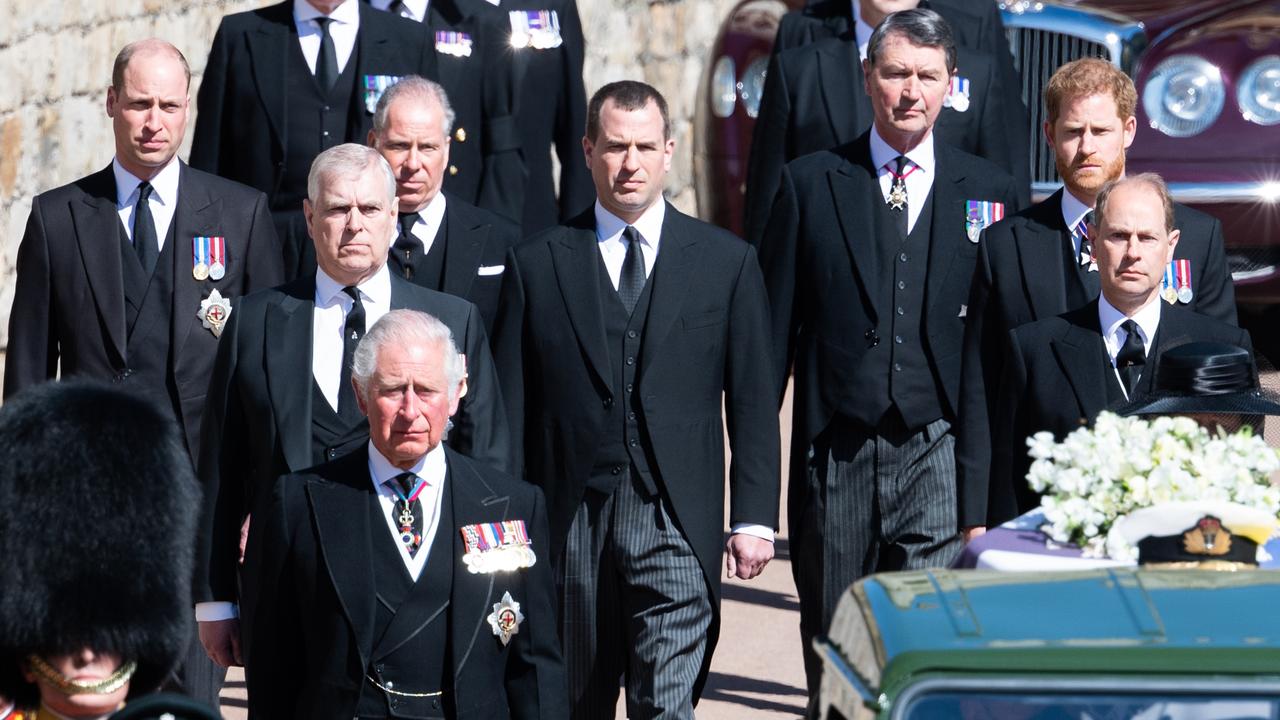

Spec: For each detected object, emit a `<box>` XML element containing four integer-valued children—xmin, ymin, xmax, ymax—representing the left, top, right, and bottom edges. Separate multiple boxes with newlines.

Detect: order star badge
<box><xmin>487</xmin><ymin>591</ymin><xmax>524</xmax><ymax>646</ymax></box>
<box><xmin>197</xmin><ymin>289</ymin><xmax>232</xmax><ymax>338</ymax></box>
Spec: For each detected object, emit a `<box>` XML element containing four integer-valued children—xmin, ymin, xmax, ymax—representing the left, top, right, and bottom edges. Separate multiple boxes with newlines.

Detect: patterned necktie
<box><xmin>337</xmin><ymin>286</ymin><xmax>366</xmax><ymax>422</ymax></box>
<box><xmin>315</xmin><ymin>17</ymin><xmax>338</xmax><ymax>92</ymax></box>
<box><xmin>133</xmin><ymin>181</ymin><xmax>159</xmax><ymax>275</ymax></box>
<box><xmin>387</xmin><ymin>472</ymin><xmax>425</xmax><ymax>557</ymax></box>
<box><xmin>617</xmin><ymin>225</ymin><xmax>645</xmax><ymax>315</ymax></box>
<box><xmin>1116</xmin><ymin>319</ymin><xmax>1146</xmax><ymax>395</ymax></box>
<box><xmin>391</xmin><ymin>211</ymin><xmax>421</xmax><ymax>279</ymax></box>
<box><xmin>1074</xmin><ymin>211</ymin><xmax>1101</xmax><ymax>297</ymax></box>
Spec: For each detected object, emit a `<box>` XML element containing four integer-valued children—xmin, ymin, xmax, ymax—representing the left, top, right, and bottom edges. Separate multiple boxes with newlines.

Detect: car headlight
<box><xmin>738</xmin><ymin>57</ymin><xmax>769</xmax><ymax>119</ymax></box>
<box><xmin>1142</xmin><ymin>55</ymin><xmax>1224</xmax><ymax>137</ymax></box>
<box><xmin>710</xmin><ymin>56</ymin><xmax>737</xmax><ymax>118</ymax></box>
<box><xmin>1238</xmin><ymin>56</ymin><xmax>1280</xmax><ymax>126</ymax></box>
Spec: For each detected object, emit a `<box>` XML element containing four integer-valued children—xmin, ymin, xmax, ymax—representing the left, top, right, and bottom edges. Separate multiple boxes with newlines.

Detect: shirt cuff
<box><xmin>195</xmin><ymin>601</ymin><xmax>239</xmax><ymax>622</ymax></box>
<box><xmin>730</xmin><ymin>523</ymin><xmax>775</xmax><ymax>542</ymax></box>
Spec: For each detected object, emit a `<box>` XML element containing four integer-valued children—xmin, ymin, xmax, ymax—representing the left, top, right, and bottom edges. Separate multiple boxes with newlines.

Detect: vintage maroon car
<box><xmin>695</xmin><ymin>0</ymin><xmax>1280</xmax><ymax>305</ymax></box>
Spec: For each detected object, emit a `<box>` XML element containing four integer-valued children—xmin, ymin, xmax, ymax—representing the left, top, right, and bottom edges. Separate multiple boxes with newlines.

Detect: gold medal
<box><xmin>1162</xmin><ymin>285</ymin><xmax>1178</xmax><ymax>304</ymax></box>
<box><xmin>193</xmin><ymin>262</ymin><xmax>209</xmax><ymax>281</ymax></box>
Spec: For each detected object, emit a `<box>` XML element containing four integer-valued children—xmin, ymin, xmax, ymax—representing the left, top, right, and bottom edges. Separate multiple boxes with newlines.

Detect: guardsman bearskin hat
<box><xmin>0</xmin><ymin>380</ymin><xmax>200</xmax><ymax>700</ymax></box>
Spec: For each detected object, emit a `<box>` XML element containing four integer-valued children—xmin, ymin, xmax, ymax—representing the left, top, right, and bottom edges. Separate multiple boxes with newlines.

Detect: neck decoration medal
<box><xmin>887</xmin><ymin>162</ymin><xmax>916</xmax><ymax>212</ymax></box>
<box><xmin>389</xmin><ymin>474</ymin><xmax>428</xmax><ymax>553</ymax></box>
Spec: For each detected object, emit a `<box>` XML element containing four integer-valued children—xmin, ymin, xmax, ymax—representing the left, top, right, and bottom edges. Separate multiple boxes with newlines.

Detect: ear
<box><xmin>105</xmin><ymin>86</ymin><xmax>118</xmax><ymax>118</ymax></box>
<box><xmin>862</xmin><ymin>58</ymin><xmax>872</xmax><ymax>96</ymax></box>
<box><xmin>1121</xmin><ymin>114</ymin><xmax>1137</xmax><ymax>150</ymax></box>
<box><xmin>353</xmin><ymin>377</ymin><xmax>370</xmax><ymax>417</ymax></box>
<box><xmin>582</xmin><ymin>134</ymin><xmax>594</xmax><ymax>169</ymax></box>
<box><xmin>367</xmin><ymin>128</ymin><xmax>378</xmax><ymax>148</ymax></box>
<box><xmin>1166</xmin><ymin>228</ymin><xmax>1181</xmax><ymax>260</ymax></box>
<box><xmin>303</xmin><ymin>199</ymin><xmax>316</xmax><ymax>241</ymax></box>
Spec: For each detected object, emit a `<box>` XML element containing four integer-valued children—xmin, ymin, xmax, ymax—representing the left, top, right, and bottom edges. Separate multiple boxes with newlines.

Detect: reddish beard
<box><xmin>1058</xmin><ymin>151</ymin><xmax>1125</xmax><ymax>197</ymax></box>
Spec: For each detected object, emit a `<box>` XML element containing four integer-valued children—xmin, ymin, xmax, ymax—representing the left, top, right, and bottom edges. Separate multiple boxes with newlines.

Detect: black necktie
<box><xmin>618</xmin><ymin>226</ymin><xmax>645</xmax><ymax>315</ymax></box>
<box><xmin>387</xmin><ymin>0</ymin><xmax>410</xmax><ymax>17</ymax></box>
<box><xmin>391</xmin><ymin>212</ymin><xmax>421</xmax><ymax>279</ymax></box>
<box><xmin>337</xmin><ymin>286</ymin><xmax>366</xmax><ymax>422</ymax></box>
<box><xmin>1116</xmin><ymin>319</ymin><xmax>1146</xmax><ymax>395</ymax></box>
<box><xmin>888</xmin><ymin>156</ymin><xmax>909</xmax><ymax>237</ymax></box>
<box><xmin>133</xmin><ymin>181</ymin><xmax>159</xmax><ymax>276</ymax></box>
<box><xmin>315</xmin><ymin>17</ymin><xmax>339</xmax><ymax>92</ymax></box>
<box><xmin>388</xmin><ymin>472</ymin><xmax>425</xmax><ymax>558</ymax></box>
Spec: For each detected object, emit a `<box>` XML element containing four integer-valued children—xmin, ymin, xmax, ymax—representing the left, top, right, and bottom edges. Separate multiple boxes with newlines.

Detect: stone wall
<box><xmin>0</xmin><ymin>0</ymin><xmax>740</xmax><ymax>352</ymax></box>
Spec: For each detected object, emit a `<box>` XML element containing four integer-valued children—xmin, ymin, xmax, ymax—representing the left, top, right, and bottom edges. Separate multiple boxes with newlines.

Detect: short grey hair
<box><xmin>306</xmin><ymin>143</ymin><xmax>397</xmax><ymax>206</ymax></box>
<box><xmin>867</xmin><ymin>8</ymin><xmax>958</xmax><ymax>75</ymax></box>
<box><xmin>352</xmin><ymin>310</ymin><xmax>466</xmax><ymax>402</ymax></box>
<box><xmin>1095</xmin><ymin>172</ymin><xmax>1177</xmax><ymax>233</ymax></box>
<box><xmin>372</xmin><ymin>75</ymin><xmax>457</xmax><ymax>136</ymax></box>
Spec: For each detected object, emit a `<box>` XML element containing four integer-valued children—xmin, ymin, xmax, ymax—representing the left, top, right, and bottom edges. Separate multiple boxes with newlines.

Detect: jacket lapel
<box><xmin>1052</xmin><ymin>304</ymin><xmax>1111</xmax><ymax>422</ymax></box>
<box><xmin>816</xmin><ymin>40</ymin><xmax>867</xmax><ymax>144</ymax></box>
<box><xmin>1017</xmin><ymin>190</ymin><xmax>1073</xmax><ymax>320</ymax></box>
<box><xmin>828</xmin><ymin>138</ymin><xmax>881</xmax><ymax>322</ymax></box>
<box><xmin>924</xmin><ymin>145</ymin><xmax>967</xmax><ymax>314</ymax></box>
<box><xmin>246</xmin><ymin>4</ymin><xmax>291</xmax><ymax>152</ymax></box>
<box><xmin>549</xmin><ymin>221</ymin><xmax>611</xmax><ymax>390</ymax></box>
<box><xmin>439</xmin><ymin>201</ymin><xmax>484</xmax><ymax>300</ymax></box>
<box><xmin>447</xmin><ymin>451</ymin><xmax>508</xmax><ymax>679</ymax></box>
<box><xmin>638</xmin><ymin>206</ymin><xmax>698</xmax><ymax>380</ymax></box>
<box><xmin>71</xmin><ymin>166</ymin><xmax>128</xmax><ymax>363</ymax></box>
<box><xmin>307</xmin><ymin>451</ymin><xmax>378</xmax><ymax>668</ymax></box>
<box><xmin>170</xmin><ymin>164</ymin><xmax>218</xmax><ymax>361</ymax></box>
<box><xmin>266</xmin><ymin>277</ymin><xmax>317</xmax><ymax>472</ymax></box>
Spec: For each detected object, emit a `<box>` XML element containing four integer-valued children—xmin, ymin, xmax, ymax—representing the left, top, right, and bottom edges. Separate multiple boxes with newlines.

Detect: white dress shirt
<box><xmin>313</xmin><ymin>264</ymin><xmax>393</xmax><ymax>411</ymax></box>
<box><xmin>368</xmin><ymin>440</ymin><xmax>448</xmax><ymax>579</ymax></box>
<box><xmin>370</xmin><ymin>0</ymin><xmax>430</xmax><ymax>22</ymax></box>
<box><xmin>850</xmin><ymin>1</ymin><xmax>874</xmax><ymax>61</ymax></box>
<box><xmin>402</xmin><ymin>192</ymin><xmax>448</xmax><ymax>255</ymax></box>
<box><xmin>1098</xmin><ymin>293</ymin><xmax>1161</xmax><ymax>400</ymax></box>
<box><xmin>294</xmin><ymin>0</ymin><xmax>360</xmax><ymax>75</ymax></box>
<box><xmin>594</xmin><ymin>200</ymin><xmax>664</xmax><ymax>288</ymax></box>
<box><xmin>114</xmin><ymin>156</ymin><xmax>180</xmax><ymax>252</ymax></box>
<box><xmin>1061</xmin><ymin>188</ymin><xmax>1094</xmax><ymax>260</ymax></box>
<box><xmin>870</xmin><ymin>126</ymin><xmax>936</xmax><ymax>235</ymax></box>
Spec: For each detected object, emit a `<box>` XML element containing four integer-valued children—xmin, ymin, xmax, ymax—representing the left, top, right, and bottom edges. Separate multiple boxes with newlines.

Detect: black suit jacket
<box><xmin>989</xmin><ymin>301</ymin><xmax>1253</xmax><ymax>525</ymax></box>
<box><xmin>956</xmin><ymin>189</ymin><xmax>1236</xmax><ymax>526</ymax></box>
<box><xmin>492</xmin><ymin>203</ymin><xmax>780</xmax><ymax>692</ymax></box>
<box><xmin>196</xmin><ymin>271</ymin><xmax>510</xmax><ymax>604</ymax></box>
<box><xmin>745</xmin><ymin>38</ymin><xmax>1026</xmax><ymax>247</ymax></box>
<box><xmin>498</xmin><ymin>0</ymin><xmax>594</xmax><ymax>233</ymax></box>
<box><xmin>3</xmin><ymin>162</ymin><xmax>283</xmax><ymax>459</ymax></box>
<box><xmin>241</xmin><ymin>445</ymin><xmax>565</xmax><ymax>720</ymax></box>
<box><xmin>761</xmin><ymin>133</ymin><xmax>1019</xmax><ymax>493</ymax></box>
<box><xmin>395</xmin><ymin>192</ymin><xmax>519</xmax><ymax>334</ymax></box>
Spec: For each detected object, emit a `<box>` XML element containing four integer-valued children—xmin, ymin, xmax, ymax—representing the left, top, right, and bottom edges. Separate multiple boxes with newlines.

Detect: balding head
<box><xmin>112</xmin><ymin>39</ymin><xmax>191</xmax><ymax>94</ymax></box>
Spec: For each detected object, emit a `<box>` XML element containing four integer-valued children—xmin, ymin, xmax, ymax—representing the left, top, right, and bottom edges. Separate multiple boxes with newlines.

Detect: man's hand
<box><xmin>962</xmin><ymin>526</ymin><xmax>987</xmax><ymax>543</ymax></box>
<box><xmin>725</xmin><ymin>533</ymin><xmax>774</xmax><ymax>580</ymax></box>
<box><xmin>199</xmin><ymin>618</ymin><xmax>243</xmax><ymax>668</ymax></box>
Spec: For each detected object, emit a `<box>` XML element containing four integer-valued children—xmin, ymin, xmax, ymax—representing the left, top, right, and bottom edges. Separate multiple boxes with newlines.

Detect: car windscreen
<box><xmin>902</xmin><ymin>693</ymin><xmax>1279</xmax><ymax>720</ymax></box>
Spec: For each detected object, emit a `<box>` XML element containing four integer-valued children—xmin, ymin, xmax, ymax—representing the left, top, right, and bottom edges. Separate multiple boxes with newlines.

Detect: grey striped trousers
<box><xmin>556</xmin><ymin>469</ymin><xmax>712</xmax><ymax>720</ymax></box>
<box><xmin>791</xmin><ymin>415</ymin><xmax>962</xmax><ymax>700</ymax></box>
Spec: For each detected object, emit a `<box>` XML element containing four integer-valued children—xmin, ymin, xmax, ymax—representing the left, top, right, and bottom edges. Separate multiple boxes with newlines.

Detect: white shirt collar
<box><xmin>315</xmin><ymin>262</ymin><xmax>393</xmax><ymax>307</ymax></box>
<box><xmin>1098</xmin><ymin>291</ymin><xmax>1162</xmax><ymax>355</ymax></box>
<box><xmin>113</xmin><ymin>155</ymin><xmax>180</xmax><ymax>208</ymax></box>
<box><xmin>370</xmin><ymin>0</ymin><xmax>429</xmax><ymax>21</ymax></box>
<box><xmin>851</xmin><ymin>1</ymin><xmax>874</xmax><ymax>61</ymax></box>
<box><xmin>1060</xmin><ymin>188</ymin><xmax>1094</xmax><ymax>232</ymax></box>
<box><xmin>294</xmin><ymin>0</ymin><xmax>360</xmax><ymax>25</ymax></box>
<box><xmin>413</xmin><ymin>190</ymin><xmax>447</xmax><ymax>229</ymax></box>
<box><xmin>869</xmin><ymin>125</ymin><xmax>935</xmax><ymax>176</ymax></box>
<box><xmin>594</xmin><ymin>199</ymin><xmax>666</xmax><ymax>252</ymax></box>
<box><xmin>367</xmin><ymin>438</ymin><xmax>447</xmax><ymax>492</ymax></box>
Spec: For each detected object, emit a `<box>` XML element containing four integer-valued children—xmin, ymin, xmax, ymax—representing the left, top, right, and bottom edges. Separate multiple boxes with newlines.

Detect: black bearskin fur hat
<box><xmin>0</xmin><ymin>380</ymin><xmax>199</xmax><ymax>699</ymax></box>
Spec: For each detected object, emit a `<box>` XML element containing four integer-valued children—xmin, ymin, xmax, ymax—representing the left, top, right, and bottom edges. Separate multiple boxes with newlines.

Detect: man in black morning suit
<box><xmin>492</xmin><ymin>81</ymin><xmax>779</xmax><ymax>719</ymax></box>
<box><xmin>241</xmin><ymin>308</ymin><xmax>565</xmax><ymax>719</ymax></box>
<box><xmin>368</xmin><ymin>76</ymin><xmax>518</xmax><ymax>333</ymax></box>
<box><xmin>194</xmin><ymin>145</ymin><xmax>510</xmax><ymax>673</ymax></box>
<box><xmin>3</xmin><ymin>40</ymin><xmax>283</xmax><ymax>710</ymax></box>
<box><xmin>366</xmin><ymin>0</ymin><xmax>526</xmax><ymax>224</ymax></box>
<box><xmin>991</xmin><ymin>174</ymin><xmax>1252</xmax><ymax>523</ymax></box>
<box><xmin>758</xmin><ymin>10</ymin><xmax>1019</xmax><ymax>702</ymax></box>
<box><xmin>956</xmin><ymin>59</ymin><xmax>1236</xmax><ymax>534</ymax></box>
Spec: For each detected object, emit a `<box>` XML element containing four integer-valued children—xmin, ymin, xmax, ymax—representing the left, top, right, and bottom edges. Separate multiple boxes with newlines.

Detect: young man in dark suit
<box><xmin>957</xmin><ymin>59</ymin><xmax>1236</xmax><ymax>534</ymax></box>
<box><xmin>758</xmin><ymin>9</ymin><xmax>1020</xmax><ymax>701</ymax></box>
<box><xmin>241</xmin><ymin>309</ymin><xmax>565</xmax><ymax>719</ymax></box>
<box><xmin>492</xmin><ymin>81</ymin><xmax>780</xmax><ymax>719</ymax></box>
<box><xmin>194</xmin><ymin>144</ymin><xmax>509</xmax><ymax>672</ymax></box>
<box><xmin>989</xmin><ymin>174</ymin><xmax>1252</xmax><ymax>522</ymax></box>
<box><xmin>368</xmin><ymin>76</ymin><xmax>518</xmax><ymax>333</ymax></box>
<box><xmin>3</xmin><ymin>38</ymin><xmax>283</xmax><ymax>712</ymax></box>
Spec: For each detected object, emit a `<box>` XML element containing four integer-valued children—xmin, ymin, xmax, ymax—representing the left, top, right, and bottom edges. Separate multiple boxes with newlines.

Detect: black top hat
<box><xmin>1119</xmin><ymin>342</ymin><xmax>1280</xmax><ymax>416</ymax></box>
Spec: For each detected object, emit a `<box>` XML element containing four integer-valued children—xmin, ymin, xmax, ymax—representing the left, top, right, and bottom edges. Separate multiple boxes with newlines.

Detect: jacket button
<box><xmin>625</xmin><ymin>356</ymin><xmax>635</xmax><ymax>366</ymax></box>
<box><xmin>455</xmin><ymin>127</ymin><xmax>467</xmax><ymax>142</ymax></box>
<box><xmin>628</xmin><ymin>438</ymin><xmax>638</xmax><ymax>447</ymax></box>
<box><xmin>449</xmin><ymin>165</ymin><xmax>458</xmax><ymax>175</ymax></box>
<box><xmin>603</xmin><ymin>398</ymin><xmax>613</xmax><ymax>409</ymax></box>
<box><xmin>627</xmin><ymin>411</ymin><xmax>636</xmax><ymax>420</ymax></box>
<box><xmin>327</xmin><ymin>448</ymin><xmax>337</xmax><ymax>459</ymax></box>
<box><xmin>612</xmin><ymin>465</ymin><xmax>622</xmax><ymax>475</ymax></box>
<box><xmin>627</xmin><ymin>330</ymin><xmax>638</xmax><ymax>338</ymax></box>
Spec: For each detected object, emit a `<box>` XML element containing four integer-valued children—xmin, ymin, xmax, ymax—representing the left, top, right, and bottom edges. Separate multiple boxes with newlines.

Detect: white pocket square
<box><xmin>958</xmin><ymin>304</ymin><xmax>967</xmax><ymax>318</ymax></box>
<box><xmin>477</xmin><ymin>265</ymin><xmax>505</xmax><ymax>276</ymax></box>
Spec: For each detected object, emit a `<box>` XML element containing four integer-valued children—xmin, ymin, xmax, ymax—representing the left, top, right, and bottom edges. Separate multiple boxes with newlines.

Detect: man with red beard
<box><xmin>955</xmin><ymin>58</ymin><xmax>1236</xmax><ymax>532</ymax></box>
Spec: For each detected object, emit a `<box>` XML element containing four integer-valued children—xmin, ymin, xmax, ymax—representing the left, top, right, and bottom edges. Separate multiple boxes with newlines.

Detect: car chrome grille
<box><xmin>1006</xmin><ymin>27</ymin><xmax>1112</xmax><ymax>188</ymax></box>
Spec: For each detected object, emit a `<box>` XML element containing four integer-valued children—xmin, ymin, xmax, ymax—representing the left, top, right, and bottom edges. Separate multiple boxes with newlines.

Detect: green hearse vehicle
<box><xmin>815</xmin><ymin>568</ymin><xmax>1280</xmax><ymax>720</ymax></box>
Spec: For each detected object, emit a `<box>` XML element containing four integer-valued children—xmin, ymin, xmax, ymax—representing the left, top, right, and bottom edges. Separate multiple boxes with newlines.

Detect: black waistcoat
<box><xmin>311</xmin><ymin>380</ymin><xmax>370</xmax><ymax>465</ymax></box>
<box><xmin>356</xmin><ymin>476</ymin><xmax>455</xmax><ymax>719</ymax></box>
<box><xmin>587</xmin><ymin>253</ymin><xmax>659</xmax><ymax>494</ymax></box>
<box><xmin>391</xmin><ymin>213</ymin><xmax>449</xmax><ymax>291</ymax></box>
<box><xmin>117</xmin><ymin>218</ymin><xmax>182</xmax><ymax>431</ymax></box>
<box><xmin>279</xmin><ymin>37</ymin><xmax>360</xmax><ymax>211</ymax></box>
